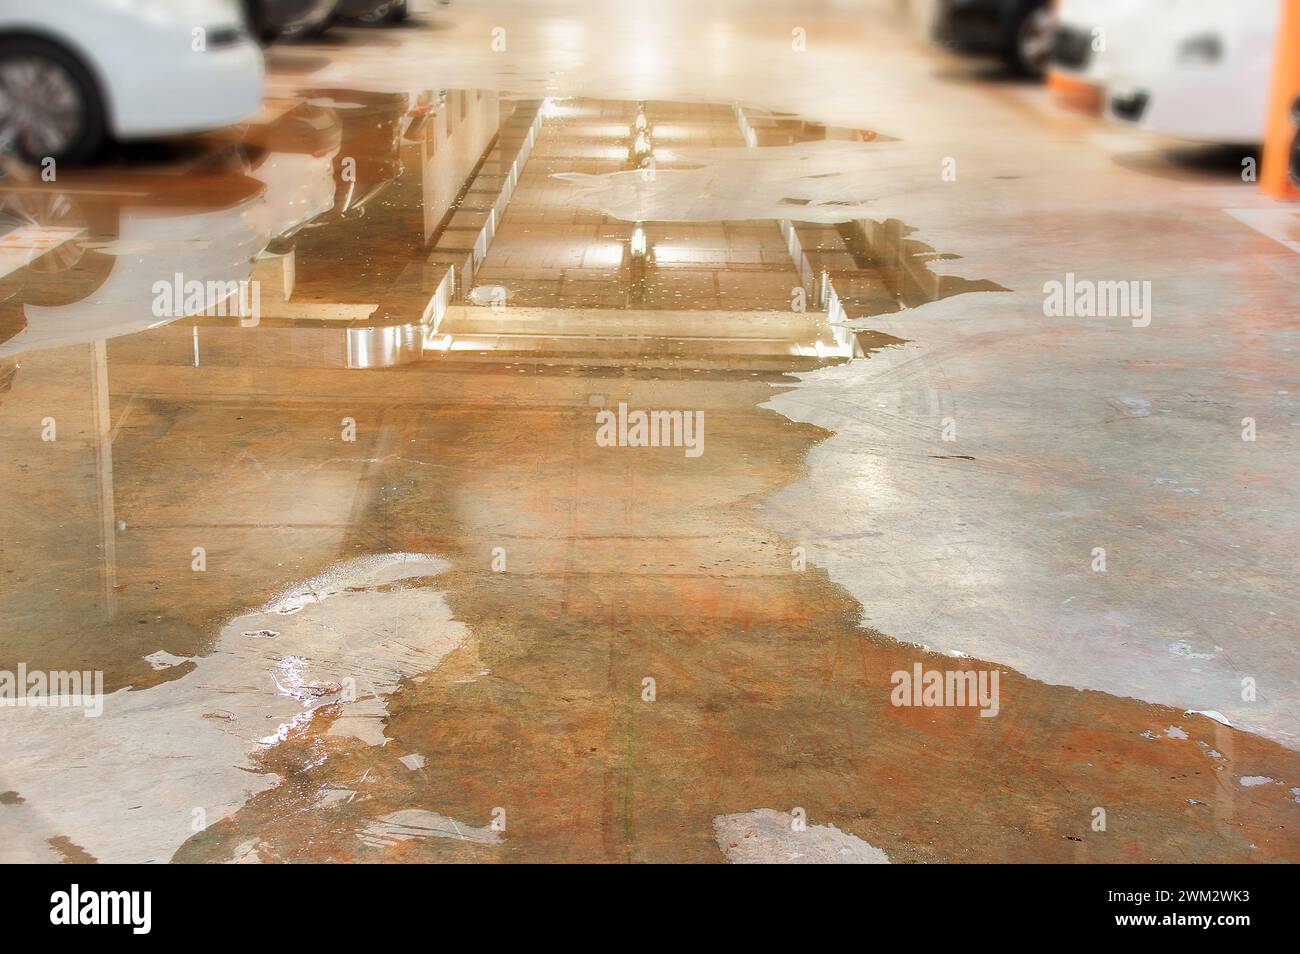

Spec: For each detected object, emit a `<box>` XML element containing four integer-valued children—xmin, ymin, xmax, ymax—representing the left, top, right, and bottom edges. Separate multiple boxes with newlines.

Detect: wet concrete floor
<box><xmin>1</xmin><ymin>2</ymin><xmax>1298</xmax><ymax>863</ymax></box>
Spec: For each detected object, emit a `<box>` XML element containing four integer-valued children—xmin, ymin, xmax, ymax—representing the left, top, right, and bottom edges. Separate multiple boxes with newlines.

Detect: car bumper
<box><xmin>1107</xmin><ymin>70</ymin><xmax>1268</xmax><ymax>145</ymax></box>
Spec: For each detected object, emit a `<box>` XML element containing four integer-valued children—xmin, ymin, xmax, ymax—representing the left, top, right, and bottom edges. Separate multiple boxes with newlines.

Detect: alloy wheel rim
<box><xmin>1018</xmin><ymin>9</ymin><xmax>1054</xmax><ymax>73</ymax></box>
<box><xmin>0</xmin><ymin>56</ymin><xmax>84</xmax><ymax>157</ymax></box>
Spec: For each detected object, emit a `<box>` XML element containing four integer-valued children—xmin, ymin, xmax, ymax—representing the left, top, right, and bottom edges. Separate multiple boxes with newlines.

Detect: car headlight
<box><xmin>1176</xmin><ymin>33</ymin><xmax>1222</xmax><ymax>66</ymax></box>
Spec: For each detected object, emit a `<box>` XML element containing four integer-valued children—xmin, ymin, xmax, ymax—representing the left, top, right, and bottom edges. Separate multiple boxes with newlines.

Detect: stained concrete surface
<box><xmin>1</xmin><ymin>1</ymin><xmax>1298</xmax><ymax>863</ymax></box>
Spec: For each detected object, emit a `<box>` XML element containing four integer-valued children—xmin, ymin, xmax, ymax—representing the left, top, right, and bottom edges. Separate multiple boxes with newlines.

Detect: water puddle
<box><xmin>0</xmin><ymin>554</ymin><xmax>465</xmax><ymax>863</ymax></box>
<box><xmin>0</xmin><ymin>91</ymin><xmax>1001</xmax><ymax>370</ymax></box>
<box><xmin>7</xmin><ymin>86</ymin><xmax>1290</xmax><ymax>866</ymax></box>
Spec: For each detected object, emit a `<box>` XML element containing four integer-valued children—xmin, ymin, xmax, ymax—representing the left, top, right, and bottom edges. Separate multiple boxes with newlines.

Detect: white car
<box><xmin>0</xmin><ymin>0</ymin><xmax>263</xmax><ymax>163</ymax></box>
<box><xmin>1100</xmin><ymin>0</ymin><xmax>1280</xmax><ymax>145</ymax></box>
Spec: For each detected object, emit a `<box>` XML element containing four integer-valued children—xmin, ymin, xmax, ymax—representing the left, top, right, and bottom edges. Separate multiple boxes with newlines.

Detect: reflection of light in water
<box><xmin>347</xmin><ymin>331</ymin><xmax>368</xmax><ymax>369</ymax></box>
<box><xmin>584</xmin><ymin>242</ymin><xmax>625</xmax><ymax>267</ymax></box>
<box><xmin>641</xmin><ymin>124</ymin><xmax>688</xmax><ymax>141</ymax></box>
<box><xmin>541</xmin><ymin>97</ymin><xmax>580</xmax><ymax>120</ymax></box>
<box><xmin>580</xmin><ymin>123</ymin><xmax>641</xmax><ymax>137</ymax></box>
<box><xmin>648</xmin><ymin>244</ymin><xmax>714</xmax><ymax>265</ymax></box>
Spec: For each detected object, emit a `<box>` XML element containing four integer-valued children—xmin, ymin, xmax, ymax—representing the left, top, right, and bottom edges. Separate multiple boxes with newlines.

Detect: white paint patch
<box><xmin>314</xmin><ymin>788</ymin><xmax>356</xmax><ymax>808</ymax></box>
<box><xmin>1164</xmin><ymin>726</ymin><xmax>1188</xmax><ymax>740</ymax></box>
<box><xmin>1108</xmin><ymin>396</ymin><xmax>1150</xmax><ymax>419</ymax></box>
<box><xmin>713</xmin><ymin>809</ymin><xmax>889</xmax><ymax>864</ymax></box>
<box><xmin>226</xmin><ymin>838</ymin><xmax>272</xmax><ymax>864</ymax></box>
<box><xmin>1238</xmin><ymin>776</ymin><xmax>1278</xmax><ymax>788</ymax></box>
<box><xmin>0</xmin><ymin>553</ymin><xmax>467</xmax><ymax>863</ymax></box>
<box><xmin>1197</xmin><ymin>742</ymin><xmax>1226</xmax><ymax>761</ymax></box>
<box><xmin>144</xmin><ymin>649</ymin><xmax>192</xmax><ymax>670</ymax></box>
<box><xmin>399</xmin><ymin>753</ymin><xmax>426</xmax><ymax>770</ymax></box>
<box><xmin>1223</xmin><ymin>208</ymin><xmax>1300</xmax><ymax>256</ymax></box>
<box><xmin>358</xmin><ymin>809</ymin><xmax>501</xmax><ymax>849</ymax></box>
<box><xmin>1168</xmin><ymin>640</ymin><xmax>1215</xmax><ymax>660</ymax></box>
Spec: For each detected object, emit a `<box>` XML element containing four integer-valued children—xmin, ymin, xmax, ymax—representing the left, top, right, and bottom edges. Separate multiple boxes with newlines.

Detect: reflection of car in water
<box><xmin>0</xmin><ymin>170</ymin><xmax>267</xmax><ymax>357</ymax></box>
<box><xmin>0</xmin><ymin>100</ymin><xmax>343</xmax><ymax>358</ymax></box>
<box><xmin>931</xmin><ymin>0</ymin><xmax>1055</xmax><ymax>76</ymax></box>
<box><xmin>1102</xmin><ymin>0</ymin><xmax>1281</xmax><ymax>145</ymax></box>
<box><xmin>0</xmin><ymin>0</ymin><xmax>263</xmax><ymax>163</ymax></box>
<box><xmin>242</xmin><ymin>100</ymin><xmax>343</xmax><ymax>239</ymax></box>
<box><xmin>241</xmin><ymin>0</ymin><xmax>338</xmax><ymax>44</ymax></box>
<box><xmin>296</xmin><ymin>88</ymin><xmax>410</xmax><ymax>222</ymax></box>
<box><xmin>241</xmin><ymin>0</ymin><xmax>406</xmax><ymax>43</ymax></box>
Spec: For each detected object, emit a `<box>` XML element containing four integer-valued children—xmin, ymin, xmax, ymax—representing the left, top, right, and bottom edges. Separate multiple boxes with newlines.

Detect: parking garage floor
<box><xmin>1</xmin><ymin>1</ymin><xmax>1298</xmax><ymax>863</ymax></box>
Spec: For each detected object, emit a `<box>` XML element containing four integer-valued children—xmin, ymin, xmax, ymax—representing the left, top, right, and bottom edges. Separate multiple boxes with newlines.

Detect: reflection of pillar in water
<box><xmin>91</xmin><ymin>339</ymin><xmax>117</xmax><ymax>620</ymax></box>
<box><xmin>628</xmin><ymin>222</ymin><xmax>649</xmax><ymax>307</ymax></box>
<box><xmin>1212</xmin><ymin>722</ymin><xmax>1233</xmax><ymax>833</ymax></box>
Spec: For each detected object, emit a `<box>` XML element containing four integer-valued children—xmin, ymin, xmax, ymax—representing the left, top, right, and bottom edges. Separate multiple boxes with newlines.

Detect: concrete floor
<box><xmin>0</xmin><ymin>1</ymin><xmax>1297</xmax><ymax>862</ymax></box>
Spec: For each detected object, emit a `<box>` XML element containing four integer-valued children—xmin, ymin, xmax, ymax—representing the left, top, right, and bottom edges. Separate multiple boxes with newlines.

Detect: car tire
<box><xmin>244</xmin><ymin>2</ymin><xmax>281</xmax><ymax>45</ymax></box>
<box><xmin>1290</xmin><ymin>96</ymin><xmax>1300</xmax><ymax>187</ymax></box>
<box><xmin>0</xmin><ymin>37</ymin><xmax>105</xmax><ymax>165</ymax></box>
<box><xmin>1007</xmin><ymin>3</ymin><xmax>1053</xmax><ymax>78</ymax></box>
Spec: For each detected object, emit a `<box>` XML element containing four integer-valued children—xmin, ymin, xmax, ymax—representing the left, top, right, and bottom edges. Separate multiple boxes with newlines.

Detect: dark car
<box><xmin>242</xmin><ymin>0</ymin><xmax>337</xmax><ymax>43</ymax></box>
<box><xmin>932</xmin><ymin>0</ymin><xmax>1054</xmax><ymax>77</ymax></box>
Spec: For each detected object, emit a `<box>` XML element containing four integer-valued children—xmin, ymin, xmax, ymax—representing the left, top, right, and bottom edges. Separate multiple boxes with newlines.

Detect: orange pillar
<box><xmin>1261</xmin><ymin>0</ymin><xmax>1300</xmax><ymax>199</ymax></box>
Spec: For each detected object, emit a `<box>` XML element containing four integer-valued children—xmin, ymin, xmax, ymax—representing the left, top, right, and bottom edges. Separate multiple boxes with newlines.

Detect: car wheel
<box><xmin>1290</xmin><ymin>96</ymin><xmax>1300</xmax><ymax>187</ymax></box>
<box><xmin>1009</xmin><ymin>5</ymin><xmax>1053</xmax><ymax>77</ymax></box>
<box><xmin>0</xmin><ymin>38</ymin><xmax>104</xmax><ymax>164</ymax></box>
<box><xmin>242</xmin><ymin>1</ymin><xmax>280</xmax><ymax>45</ymax></box>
